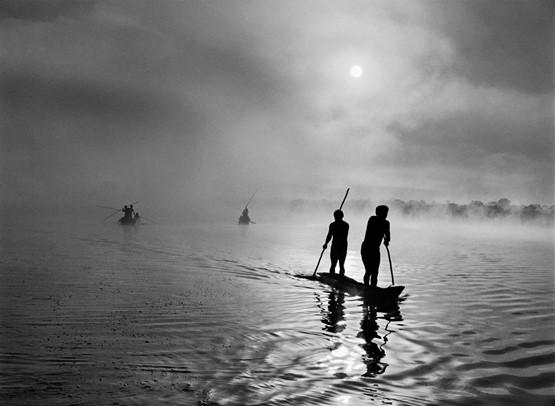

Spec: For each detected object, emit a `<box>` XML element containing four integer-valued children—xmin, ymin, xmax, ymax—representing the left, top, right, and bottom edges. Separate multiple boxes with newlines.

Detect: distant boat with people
<box><xmin>97</xmin><ymin>202</ymin><xmax>154</xmax><ymax>226</ymax></box>
<box><xmin>238</xmin><ymin>208</ymin><xmax>251</xmax><ymax>225</ymax></box>
<box><xmin>238</xmin><ymin>189</ymin><xmax>258</xmax><ymax>225</ymax></box>
<box><xmin>118</xmin><ymin>212</ymin><xmax>141</xmax><ymax>226</ymax></box>
<box><xmin>118</xmin><ymin>204</ymin><xmax>138</xmax><ymax>225</ymax></box>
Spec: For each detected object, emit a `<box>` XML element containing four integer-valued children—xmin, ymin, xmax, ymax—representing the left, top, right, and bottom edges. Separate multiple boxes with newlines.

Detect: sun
<box><xmin>350</xmin><ymin>65</ymin><xmax>363</xmax><ymax>78</ymax></box>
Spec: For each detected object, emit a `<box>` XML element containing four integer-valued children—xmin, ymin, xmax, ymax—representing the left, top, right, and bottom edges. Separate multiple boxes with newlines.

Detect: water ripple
<box><xmin>1</xmin><ymin>221</ymin><xmax>553</xmax><ymax>405</ymax></box>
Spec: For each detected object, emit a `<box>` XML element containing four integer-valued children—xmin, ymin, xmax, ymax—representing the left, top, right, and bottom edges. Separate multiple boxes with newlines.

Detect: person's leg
<box><xmin>362</xmin><ymin>249</ymin><xmax>370</xmax><ymax>285</ymax></box>
<box><xmin>338</xmin><ymin>249</ymin><xmax>346</xmax><ymax>276</ymax></box>
<box><xmin>329</xmin><ymin>251</ymin><xmax>338</xmax><ymax>274</ymax></box>
<box><xmin>339</xmin><ymin>259</ymin><xmax>345</xmax><ymax>276</ymax></box>
<box><xmin>369</xmin><ymin>250</ymin><xmax>381</xmax><ymax>287</ymax></box>
<box><xmin>329</xmin><ymin>258</ymin><xmax>338</xmax><ymax>274</ymax></box>
<box><xmin>370</xmin><ymin>271</ymin><xmax>378</xmax><ymax>287</ymax></box>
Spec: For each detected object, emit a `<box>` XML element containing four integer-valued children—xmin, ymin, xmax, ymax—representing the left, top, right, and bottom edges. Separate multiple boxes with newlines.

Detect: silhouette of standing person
<box><xmin>361</xmin><ymin>205</ymin><xmax>390</xmax><ymax>286</ymax></box>
<box><xmin>323</xmin><ymin>210</ymin><xmax>349</xmax><ymax>275</ymax></box>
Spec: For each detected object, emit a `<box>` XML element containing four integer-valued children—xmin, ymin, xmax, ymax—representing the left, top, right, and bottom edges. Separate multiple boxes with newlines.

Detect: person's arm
<box><xmin>323</xmin><ymin>224</ymin><xmax>333</xmax><ymax>249</ymax></box>
<box><xmin>384</xmin><ymin>221</ymin><xmax>390</xmax><ymax>246</ymax></box>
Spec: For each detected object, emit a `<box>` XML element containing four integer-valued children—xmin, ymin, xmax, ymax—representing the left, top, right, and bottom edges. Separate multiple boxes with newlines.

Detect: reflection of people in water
<box><xmin>358</xmin><ymin>304</ymin><xmax>386</xmax><ymax>377</ymax></box>
<box><xmin>361</xmin><ymin>205</ymin><xmax>390</xmax><ymax>286</ymax></box>
<box><xmin>323</xmin><ymin>210</ymin><xmax>349</xmax><ymax>276</ymax></box>
<box><xmin>322</xmin><ymin>290</ymin><xmax>346</xmax><ymax>334</ymax></box>
<box><xmin>319</xmin><ymin>291</ymin><xmax>392</xmax><ymax>377</ymax></box>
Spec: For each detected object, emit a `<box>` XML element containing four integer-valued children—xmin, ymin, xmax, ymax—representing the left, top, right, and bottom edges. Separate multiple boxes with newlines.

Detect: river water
<box><xmin>1</xmin><ymin>213</ymin><xmax>553</xmax><ymax>405</ymax></box>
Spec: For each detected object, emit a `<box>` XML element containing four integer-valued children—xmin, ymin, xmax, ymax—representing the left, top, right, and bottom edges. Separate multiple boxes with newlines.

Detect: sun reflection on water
<box><xmin>310</xmin><ymin>283</ymin><xmax>405</xmax><ymax>399</ymax></box>
<box><xmin>321</xmin><ymin>341</ymin><xmax>366</xmax><ymax>378</ymax></box>
<box><xmin>337</xmin><ymin>394</ymin><xmax>353</xmax><ymax>404</ymax></box>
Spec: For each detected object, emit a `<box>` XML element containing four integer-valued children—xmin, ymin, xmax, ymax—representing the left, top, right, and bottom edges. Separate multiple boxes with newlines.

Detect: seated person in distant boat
<box><xmin>122</xmin><ymin>205</ymin><xmax>133</xmax><ymax>219</ymax></box>
<box><xmin>323</xmin><ymin>210</ymin><xmax>349</xmax><ymax>276</ymax></box>
<box><xmin>361</xmin><ymin>205</ymin><xmax>390</xmax><ymax>287</ymax></box>
<box><xmin>134</xmin><ymin>212</ymin><xmax>141</xmax><ymax>223</ymax></box>
<box><xmin>240</xmin><ymin>207</ymin><xmax>250</xmax><ymax>222</ymax></box>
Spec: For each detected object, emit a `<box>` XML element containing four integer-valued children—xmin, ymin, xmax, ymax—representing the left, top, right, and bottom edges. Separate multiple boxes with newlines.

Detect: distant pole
<box><xmin>312</xmin><ymin>188</ymin><xmax>350</xmax><ymax>277</ymax></box>
<box><xmin>244</xmin><ymin>188</ymin><xmax>258</xmax><ymax>209</ymax></box>
<box><xmin>139</xmin><ymin>216</ymin><xmax>156</xmax><ymax>224</ymax></box>
<box><xmin>102</xmin><ymin>209</ymin><xmax>121</xmax><ymax>222</ymax></box>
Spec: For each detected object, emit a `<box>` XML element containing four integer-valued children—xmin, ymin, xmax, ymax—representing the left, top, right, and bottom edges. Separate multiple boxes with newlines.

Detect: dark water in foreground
<box><xmin>1</xmin><ymin>215</ymin><xmax>554</xmax><ymax>405</ymax></box>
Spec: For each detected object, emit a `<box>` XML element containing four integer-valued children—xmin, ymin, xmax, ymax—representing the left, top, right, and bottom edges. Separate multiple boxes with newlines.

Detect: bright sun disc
<box><xmin>350</xmin><ymin>65</ymin><xmax>363</xmax><ymax>78</ymax></box>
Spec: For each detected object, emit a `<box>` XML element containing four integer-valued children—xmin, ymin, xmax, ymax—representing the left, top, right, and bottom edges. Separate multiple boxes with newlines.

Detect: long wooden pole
<box><xmin>385</xmin><ymin>245</ymin><xmax>395</xmax><ymax>285</ymax></box>
<box><xmin>97</xmin><ymin>205</ymin><xmax>121</xmax><ymax>211</ymax></box>
<box><xmin>312</xmin><ymin>188</ymin><xmax>349</xmax><ymax>277</ymax></box>
<box><xmin>338</xmin><ymin>188</ymin><xmax>349</xmax><ymax>210</ymax></box>
<box><xmin>102</xmin><ymin>209</ymin><xmax>121</xmax><ymax>222</ymax></box>
<box><xmin>138</xmin><ymin>215</ymin><xmax>156</xmax><ymax>224</ymax></box>
<box><xmin>244</xmin><ymin>189</ymin><xmax>258</xmax><ymax>209</ymax></box>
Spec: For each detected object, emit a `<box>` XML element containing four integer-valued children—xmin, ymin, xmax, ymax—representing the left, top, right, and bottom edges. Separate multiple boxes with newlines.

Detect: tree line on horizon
<box><xmin>286</xmin><ymin>197</ymin><xmax>554</xmax><ymax>227</ymax></box>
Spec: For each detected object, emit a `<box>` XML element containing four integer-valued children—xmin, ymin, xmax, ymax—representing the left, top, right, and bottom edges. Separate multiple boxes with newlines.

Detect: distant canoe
<box><xmin>118</xmin><ymin>216</ymin><xmax>139</xmax><ymax>226</ymax></box>
<box><xmin>238</xmin><ymin>215</ymin><xmax>251</xmax><ymax>225</ymax></box>
<box><xmin>316</xmin><ymin>272</ymin><xmax>405</xmax><ymax>302</ymax></box>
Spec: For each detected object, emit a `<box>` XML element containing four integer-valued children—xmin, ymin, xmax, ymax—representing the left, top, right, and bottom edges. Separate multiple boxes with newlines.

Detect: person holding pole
<box><xmin>322</xmin><ymin>210</ymin><xmax>349</xmax><ymax>276</ymax></box>
<box><xmin>312</xmin><ymin>188</ymin><xmax>349</xmax><ymax>277</ymax></box>
<box><xmin>361</xmin><ymin>205</ymin><xmax>390</xmax><ymax>287</ymax></box>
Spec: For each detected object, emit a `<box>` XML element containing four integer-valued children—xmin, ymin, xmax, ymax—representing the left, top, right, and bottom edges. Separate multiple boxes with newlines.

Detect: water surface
<box><xmin>1</xmin><ymin>215</ymin><xmax>553</xmax><ymax>405</ymax></box>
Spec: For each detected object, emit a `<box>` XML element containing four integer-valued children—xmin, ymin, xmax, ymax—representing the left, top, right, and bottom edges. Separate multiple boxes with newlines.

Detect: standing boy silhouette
<box><xmin>323</xmin><ymin>210</ymin><xmax>349</xmax><ymax>275</ymax></box>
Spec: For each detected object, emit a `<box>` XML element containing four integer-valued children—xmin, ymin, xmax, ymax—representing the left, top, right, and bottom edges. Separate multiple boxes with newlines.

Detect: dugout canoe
<box><xmin>316</xmin><ymin>272</ymin><xmax>405</xmax><ymax>301</ymax></box>
<box><xmin>118</xmin><ymin>216</ymin><xmax>140</xmax><ymax>226</ymax></box>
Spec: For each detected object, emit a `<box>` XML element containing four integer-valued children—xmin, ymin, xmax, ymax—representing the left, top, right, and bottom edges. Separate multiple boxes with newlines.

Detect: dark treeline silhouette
<box><xmin>287</xmin><ymin>197</ymin><xmax>554</xmax><ymax>227</ymax></box>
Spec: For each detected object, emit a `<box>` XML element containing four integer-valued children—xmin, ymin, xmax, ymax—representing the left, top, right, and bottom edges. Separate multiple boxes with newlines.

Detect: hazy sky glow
<box><xmin>1</xmin><ymin>0</ymin><xmax>553</xmax><ymax>215</ymax></box>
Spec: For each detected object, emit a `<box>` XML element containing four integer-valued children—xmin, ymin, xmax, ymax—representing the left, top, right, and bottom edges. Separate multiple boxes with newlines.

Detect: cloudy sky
<box><xmin>1</xmin><ymin>0</ymin><xmax>553</xmax><ymax>215</ymax></box>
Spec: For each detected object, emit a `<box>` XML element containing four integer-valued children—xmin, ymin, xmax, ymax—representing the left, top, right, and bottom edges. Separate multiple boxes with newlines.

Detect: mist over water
<box><xmin>2</xmin><ymin>0</ymin><xmax>553</xmax><ymax>402</ymax></box>
<box><xmin>1</xmin><ymin>209</ymin><xmax>553</xmax><ymax>405</ymax></box>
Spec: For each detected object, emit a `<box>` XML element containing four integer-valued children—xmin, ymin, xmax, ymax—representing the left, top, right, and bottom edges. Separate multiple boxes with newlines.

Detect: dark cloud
<box><xmin>0</xmin><ymin>68</ymin><xmax>198</xmax><ymax>151</ymax></box>
<box><xmin>0</xmin><ymin>0</ymin><xmax>93</xmax><ymax>21</ymax></box>
<box><xmin>433</xmin><ymin>0</ymin><xmax>554</xmax><ymax>94</ymax></box>
<box><xmin>391</xmin><ymin>103</ymin><xmax>553</xmax><ymax>164</ymax></box>
<box><xmin>1</xmin><ymin>68</ymin><xmax>179</xmax><ymax>120</ymax></box>
<box><xmin>1</xmin><ymin>0</ymin><xmax>553</xmax><ymax>212</ymax></box>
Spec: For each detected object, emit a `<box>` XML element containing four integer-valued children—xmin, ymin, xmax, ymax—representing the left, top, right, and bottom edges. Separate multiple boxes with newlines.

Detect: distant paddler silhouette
<box><xmin>238</xmin><ymin>188</ymin><xmax>258</xmax><ymax>225</ymax></box>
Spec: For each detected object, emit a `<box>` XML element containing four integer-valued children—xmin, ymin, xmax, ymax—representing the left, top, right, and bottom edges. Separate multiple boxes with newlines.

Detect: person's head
<box><xmin>333</xmin><ymin>209</ymin><xmax>344</xmax><ymax>220</ymax></box>
<box><xmin>375</xmin><ymin>205</ymin><xmax>389</xmax><ymax>219</ymax></box>
<box><xmin>124</xmin><ymin>205</ymin><xmax>127</xmax><ymax>209</ymax></box>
